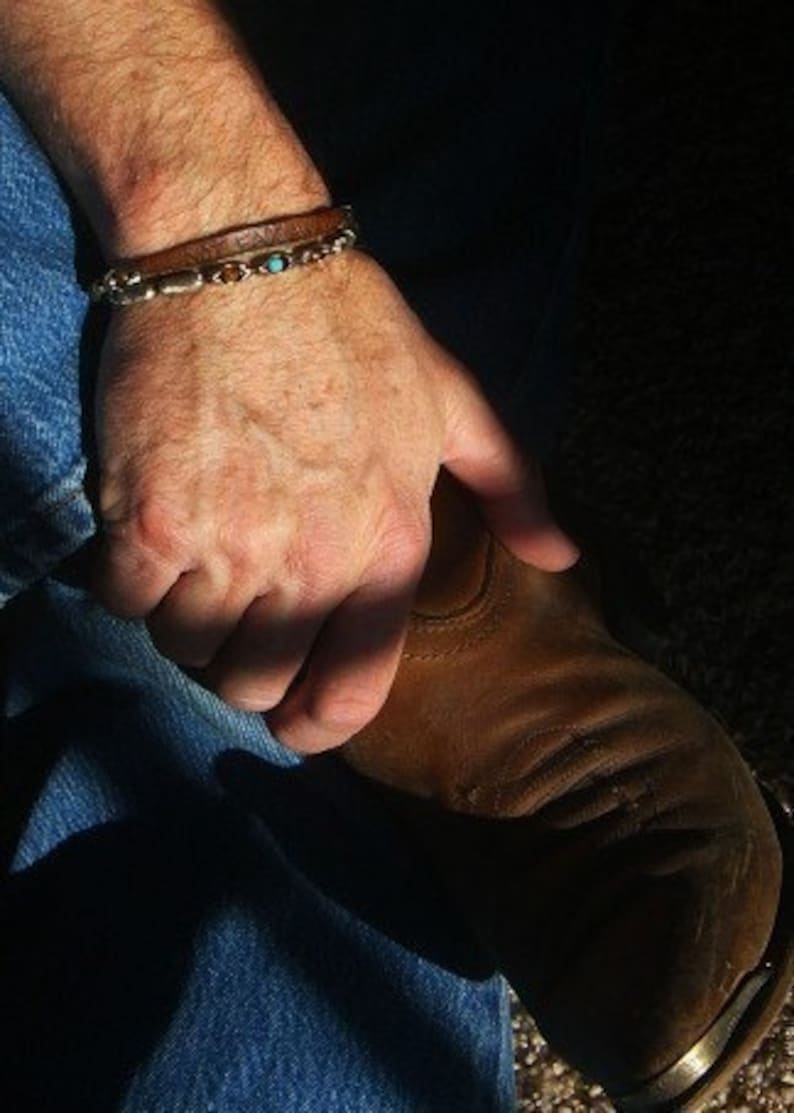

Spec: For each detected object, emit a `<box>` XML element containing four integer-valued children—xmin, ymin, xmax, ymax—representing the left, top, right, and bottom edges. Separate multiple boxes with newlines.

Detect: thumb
<box><xmin>440</xmin><ymin>369</ymin><xmax>579</xmax><ymax>572</ymax></box>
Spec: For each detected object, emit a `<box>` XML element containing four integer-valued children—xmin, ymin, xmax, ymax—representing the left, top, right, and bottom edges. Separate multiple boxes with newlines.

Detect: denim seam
<box><xmin>0</xmin><ymin>461</ymin><xmax>96</xmax><ymax>604</ymax></box>
<box><xmin>0</xmin><ymin>481</ymin><xmax>87</xmax><ymax>544</ymax></box>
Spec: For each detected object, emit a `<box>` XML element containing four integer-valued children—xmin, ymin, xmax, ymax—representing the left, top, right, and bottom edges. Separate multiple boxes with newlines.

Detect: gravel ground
<box><xmin>511</xmin><ymin>4</ymin><xmax>793</xmax><ymax>1109</ymax></box>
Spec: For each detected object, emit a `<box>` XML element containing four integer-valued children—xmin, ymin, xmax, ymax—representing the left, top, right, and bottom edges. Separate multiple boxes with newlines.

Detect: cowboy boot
<box><xmin>341</xmin><ymin>471</ymin><xmax>792</xmax><ymax>1111</ymax></box>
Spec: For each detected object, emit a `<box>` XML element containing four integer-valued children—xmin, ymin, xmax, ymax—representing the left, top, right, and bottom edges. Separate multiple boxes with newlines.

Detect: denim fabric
<box><xmin>2</xmin><ymin>579</ymin><xmax>513</xmax><ymax>1111</ymax></box>
<box><xmin>0</xmin><ymin>95</ymin><xmax>96</xmax><ymax>606</ymax></box>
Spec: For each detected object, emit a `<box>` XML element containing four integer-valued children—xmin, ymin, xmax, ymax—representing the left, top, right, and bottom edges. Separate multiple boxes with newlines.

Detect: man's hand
<box><xmin>92</xmin><ymin>250</ymin><xmax>577</xmax><ymax>752</ymax></box>
<box><xmin>0</xmin><ymin>0</ymin><xmax>577</xmax><ymax>751</ymax></box>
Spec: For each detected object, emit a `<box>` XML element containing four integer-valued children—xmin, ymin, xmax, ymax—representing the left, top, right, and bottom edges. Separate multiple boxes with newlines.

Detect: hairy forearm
<box><xmin>0</xmin><ymin>0</ymin><xmax>328</xmax><ymax>255</ymax></box>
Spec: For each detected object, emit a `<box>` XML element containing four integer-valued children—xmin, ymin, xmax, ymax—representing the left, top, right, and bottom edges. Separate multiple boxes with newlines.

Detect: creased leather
<box><xmin>342</xmin><ymin>471</ymin><xmax>783</xmax><ymax>1095</ymax></box>
<box><xmin>112</xmin><ymin>206</ymin><xmax>350</xmax><ymax>274</ymax></box>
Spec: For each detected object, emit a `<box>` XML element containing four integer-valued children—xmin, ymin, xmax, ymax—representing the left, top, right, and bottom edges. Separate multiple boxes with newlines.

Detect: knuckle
<box><xmin>106</xmin><ymin>497</ymin><xmax>191</xmax><ymax>567</ymax></box>
<box><xmin>307</xmin><ymin>683</ymin><xmax>385</xmax><ymax>735</ymax></box>
<box><xmin>215</xmin><ymin>675</ymin><xmax>287</xmax><ymax>713</ymax></box>
<box><xmin>218</xmin><ymin>521</ymin><xmax>271</xmax><ymax>578</ymax></box>
<box><xmin>286</xmin><ymin>533</ymin><xmax>347</xmax><ymax>600</ymax></box>
<box><xmin>376</xmin><ymin>508</ymin><xmax>430</xmax><ymax>580</ymax></box>
<box><xmin>221</xmin><ymin>545</ymin><xmax>258</xmax><ymax>585</ymax></box>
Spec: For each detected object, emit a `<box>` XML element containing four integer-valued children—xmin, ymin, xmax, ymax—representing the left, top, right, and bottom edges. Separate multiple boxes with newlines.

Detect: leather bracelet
<box><xmin>89</xmin><ymin>204</ymin><xmax>358</xmax><ymax>307</ymax></box>
<box><xmin>113</xmin><ymin>204</ymin><xmax>353</xmax><ymax>276</ymax></box>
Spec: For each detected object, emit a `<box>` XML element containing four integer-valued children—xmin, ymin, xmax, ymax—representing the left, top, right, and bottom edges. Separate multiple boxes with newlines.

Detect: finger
<box><xmin>91</xmin><ymin>530</ymin><xmax>184</xmax><ymax>618</ymax></box>
<box><xmin>145</xmin><ymin>565</ymin><xmax>253</xmax><ymax>667</ymax></box>
<box><xmin>268</xmin><ymin>576</ymin><xmax>416</xmax><ymax>754</ymax></box>
<box><xmin>441</xmin><ymin>371</ymin><xmax>579</xmax><ymax>571</ymax></box>
<box><xmin>204</xmin><ymin>589</ymin><xmax>330</xmax><ymax>711</ymax></box>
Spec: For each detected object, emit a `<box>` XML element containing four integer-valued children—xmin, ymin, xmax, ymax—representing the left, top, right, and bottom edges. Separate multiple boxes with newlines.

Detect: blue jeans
<box><xmin>0</xmin><ymin>93</ymin><xmax>514</xmax><ymax>1113</ymax></box>
<box><xmin>0</xmin><ymin>5</ymin><xmax>611</xmax><ymax>1108</ymax></box>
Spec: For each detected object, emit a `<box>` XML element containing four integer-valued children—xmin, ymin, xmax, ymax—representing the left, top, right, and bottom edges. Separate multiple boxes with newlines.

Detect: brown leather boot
<box><xmin>342</xmin><ymin>472</ymin><xmax>793</xmax><ymax>1111</ymax></box>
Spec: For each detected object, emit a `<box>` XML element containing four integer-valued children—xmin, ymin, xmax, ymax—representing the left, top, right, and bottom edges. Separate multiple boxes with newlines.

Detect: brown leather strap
<box><xmin>114</xmin><ymin>205</ymin><xmax>352</xmax><ymax>277</ymax></box>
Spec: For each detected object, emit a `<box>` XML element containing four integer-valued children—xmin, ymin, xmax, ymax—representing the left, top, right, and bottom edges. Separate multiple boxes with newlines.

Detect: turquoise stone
<box><xmin>266</xmin><ymin>254</ymin><xmax>287</xmax><ymax>274</ymax></box>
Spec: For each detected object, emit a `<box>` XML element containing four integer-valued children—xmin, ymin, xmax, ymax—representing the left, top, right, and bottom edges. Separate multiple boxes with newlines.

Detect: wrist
<box><xmin>86</xmin><ymin>63</ymin><xmax>332</xmax><ymax>258</ymax></box>
<box><xmin>90</xmin><ymin>54</ymin><xmax>331</xmax><ymax>258</ymax></box>
<box><xmin>101</xmin><ymin>157</ymin><xmax>332</xmax><ymax>260</ymax></box>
